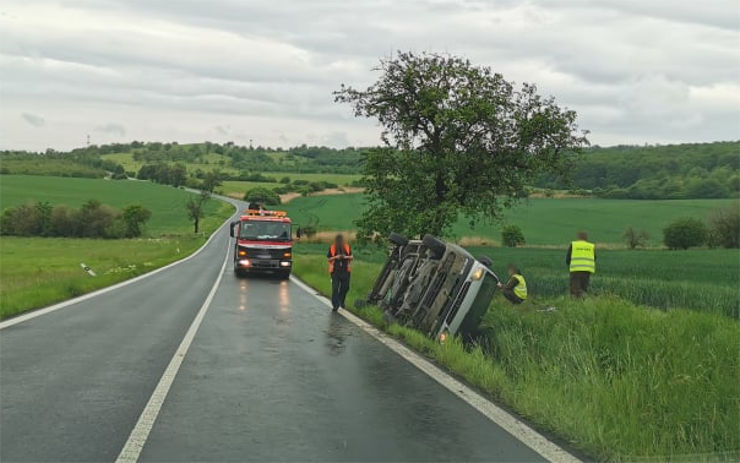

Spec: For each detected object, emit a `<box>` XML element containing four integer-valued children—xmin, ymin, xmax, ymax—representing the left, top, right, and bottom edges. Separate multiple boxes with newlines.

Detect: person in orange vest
<box><xmin>327</xmin><ymin>234</ymin><xmax>353</xmax><ymax>311</ymax></box>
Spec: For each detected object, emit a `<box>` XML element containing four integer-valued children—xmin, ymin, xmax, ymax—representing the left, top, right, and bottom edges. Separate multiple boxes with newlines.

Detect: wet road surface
<box><xmin>0</xmin><ymin>201</ymin><xmax>546</xmax><ymax>462</ymax></box>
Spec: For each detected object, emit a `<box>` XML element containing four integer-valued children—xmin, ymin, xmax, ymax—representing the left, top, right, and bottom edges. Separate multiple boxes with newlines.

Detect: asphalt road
<box><xmin>0</xmin><ymin>202</ymin><xmax>546</xmax><ymax>462</ymax></box>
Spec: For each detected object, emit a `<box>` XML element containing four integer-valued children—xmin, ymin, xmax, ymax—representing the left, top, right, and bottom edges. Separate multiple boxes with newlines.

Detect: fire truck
<box><xmin>229</xmin><ymin>208</ymin><xmax>292</xmax><ymax>279</ymax></box>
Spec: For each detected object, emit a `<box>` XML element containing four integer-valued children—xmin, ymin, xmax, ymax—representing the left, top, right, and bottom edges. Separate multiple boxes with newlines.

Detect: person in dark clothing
<box><xmin>497</xmin><ymin>264</ymin><xmax>528</xmax><ymax>305</ymax></box>
<box><xmin>566</xmin><ymin>231</ymin><xmax>596</xmax><ymax>298</ymax></box>
<box><xmin>327</xmin><ymin>234</ymin><xmax>353</xmax><ymax>311</ymax></box>
<box><xmin>296</xmin><ymin>226</ymin><xmax>302</xmax><ymax>240</ymax></box>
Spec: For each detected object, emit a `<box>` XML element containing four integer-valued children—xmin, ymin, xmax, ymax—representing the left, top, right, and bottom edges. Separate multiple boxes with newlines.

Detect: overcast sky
<box><xmin>1</xmin><ymin>0</ymin><xmax>738</xmax><ymax>151</ymax></box>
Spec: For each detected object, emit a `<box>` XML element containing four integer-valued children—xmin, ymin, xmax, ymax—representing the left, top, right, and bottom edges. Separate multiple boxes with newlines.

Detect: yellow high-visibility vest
<box><xmin>512</xmin><ymin>274</ymin><xmax>528</xmax><ymax>300</ymax></box>
<box><xmin>569</xmin><ymin>240</ymin><xmax>595</xmax><ymax>273</ymax></box>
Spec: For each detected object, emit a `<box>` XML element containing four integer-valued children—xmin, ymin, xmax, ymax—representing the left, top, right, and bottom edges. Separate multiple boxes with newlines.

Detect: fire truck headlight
<box><xmin>280</xmin><ymin>261</ymin><xmax>291</xmax><ymax>267</ymax></box>
<box><xmin>239</xmin><ymin>259</ymin><xmax>250</xmax><ymax>267</ymax></box>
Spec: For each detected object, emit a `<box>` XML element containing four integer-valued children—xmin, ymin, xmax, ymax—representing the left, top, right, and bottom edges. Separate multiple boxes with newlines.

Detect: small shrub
<box><xmin>663</xmin><ymin>217</ymin><xmax>707</xmax><ymax>250</ymax></box>
<box><xmin>121</xmin><ymin>205</ymin><xmax>152</xmax><ymax>237</ymax></box>
<box><xmin>280</xmin><ymin>176</ymin><xmax>291</xmax><ymax>184</ymax></box>
<box><xmin>622</xmin><ymin>226</ymin><xmax>649</xmax><ymax>249</ymax></box>
<box><xmin>501</xmin><ymin>224</ymin><xmax>525</xmax><ymax>247</ymax></box>
<box><xmin>707</xmin><ymin>205</ymin><xmax>740</xmax><ymax>248</ymax></box>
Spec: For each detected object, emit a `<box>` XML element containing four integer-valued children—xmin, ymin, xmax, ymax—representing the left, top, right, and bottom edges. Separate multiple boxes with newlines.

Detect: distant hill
<box><xmin>2</xmin><ymin>140</ymin><xmax>737</xmax><ymax>199</ymax></box>
<box><xmin>536</xmin><ymin>141</ymin><xmax>739</xmax><ymax>199</ymax></box>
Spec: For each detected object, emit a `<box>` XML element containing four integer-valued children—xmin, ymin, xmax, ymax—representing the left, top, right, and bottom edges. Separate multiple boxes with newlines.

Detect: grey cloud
<box><xmin>95</xmin><ymin>123</ymin><xmax>126</xmax><ymax>136</ymax></box>
<box><xmin>21</xmin><ymin>112</ymin><xmax>45</xmax><ymax>127</ymax></box>
<box><xmin>1</xmin><ymin>0</ymin><xmax>738</xmax><ymax>151</ymax></box>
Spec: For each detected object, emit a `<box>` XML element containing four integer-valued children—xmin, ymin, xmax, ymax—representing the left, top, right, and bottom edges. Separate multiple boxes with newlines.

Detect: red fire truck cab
<box><xmin>229</xmin><ymin>209</ymin><xmax>292</xmax><ymax>279</ymax></box>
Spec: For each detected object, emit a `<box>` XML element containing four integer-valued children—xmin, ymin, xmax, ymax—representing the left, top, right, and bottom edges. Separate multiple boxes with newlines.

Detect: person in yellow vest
<box><xmin>566</xmin><ymin>231</ymin><xmax>596</xmax><ymax>298</ymax></box>
<box><xmin>497</xmin><ymin>264</ymin><xmax>527</xmax><ymax>305</ymax></box>
<box><xmin>327</xmin><ymin>234</ymin><xmax>353</xmax><ymax>312</ymax></box>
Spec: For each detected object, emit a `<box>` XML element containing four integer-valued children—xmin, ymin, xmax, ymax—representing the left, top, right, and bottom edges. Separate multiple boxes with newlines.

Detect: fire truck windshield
<box><xmin>239</xmin><ymin>221</ymin><xmax>291</xmax><ymax>241</ymax></box>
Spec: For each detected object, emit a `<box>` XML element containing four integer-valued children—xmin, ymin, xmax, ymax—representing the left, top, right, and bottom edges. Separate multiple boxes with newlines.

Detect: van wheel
<box><xmin>389</xmin><ymin>232</ymin><xmax>409</xmax><ymax>246</ymax></box>
<box><xmin>422</xmin><ymin>234</ymin><xmax>446</xmax><ymax>259</ymax></box>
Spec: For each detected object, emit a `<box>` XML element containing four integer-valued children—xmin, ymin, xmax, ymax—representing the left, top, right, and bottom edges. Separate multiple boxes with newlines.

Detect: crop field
<box><xmin>0</xmin><ymin>175</ymin><xmax>234</xmax><ymax>318</ymax></box>
<box><xmin>283</xmin><ymin>194</ymin><xmax>737</xmax><ymax>246</ymax></box>
<box><xmin>219</xmin><ymin>173</ymin><xmax>360</xmax><ymax>198</ymax></box>
<box><xmin>291</xmin><ymin>247</ymin><xmax>740</xmax><ymax>461</ymax></box>
<box><xmin>0</xmin><ymin>175</ymin><xmax>227</xmax><ymax>234</ymax></box>
<box><xmin>100</xmin><ymin>152</ymin><xmax>361</xmax><ymax>187</ymax></box>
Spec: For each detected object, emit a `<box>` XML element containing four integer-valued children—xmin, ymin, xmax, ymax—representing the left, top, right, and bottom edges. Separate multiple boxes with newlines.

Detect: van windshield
<box><xmin>239</xmin><ymin>221</ymin><xmax>291</xmax><ymax>241</ymax></box>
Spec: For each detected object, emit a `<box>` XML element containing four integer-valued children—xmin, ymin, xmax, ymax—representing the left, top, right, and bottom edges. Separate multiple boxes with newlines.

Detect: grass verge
<box><xmin>292</xmin><ymin>248</ymin><xmax>740</xmax><ymax>462</ymax></box>
<box><xmin>0</xmin><ymin>200</ymin><xmax>233</xmax><ymax>319</ymax></box>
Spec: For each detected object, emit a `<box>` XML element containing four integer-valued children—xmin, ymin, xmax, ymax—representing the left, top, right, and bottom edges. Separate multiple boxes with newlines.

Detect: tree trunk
<box><xmin>194</xmin><ymin>218</ymin><xmax>199</xmax><ymax>234</ymax></box>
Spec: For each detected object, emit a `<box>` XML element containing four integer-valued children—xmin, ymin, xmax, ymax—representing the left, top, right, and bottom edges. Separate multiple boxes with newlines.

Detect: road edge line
<box><xmin>115</xmin><ymin>247</ymin><xmax>230</xmax><ymax>463</ymax></box>
<box><xmin>0</xmin><ymin>201</ymin><xmax>237</xmax><ymax>330</ymax></box>
<box><xmin>289</xmin><ymin>275</ymin><xmax>581</xmax><ymax>463</ymax></box>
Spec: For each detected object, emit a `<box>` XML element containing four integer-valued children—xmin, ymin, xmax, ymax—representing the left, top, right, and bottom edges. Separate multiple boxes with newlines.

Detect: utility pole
<box><xmin>86</xmin><ymin>134</ymin><xmax>90</xmax><ymax>147</ymax></box>
<box><xmin>249</xmin><ymin>138</ymin><xmax>253</xmax><ymax>150</ymax></box>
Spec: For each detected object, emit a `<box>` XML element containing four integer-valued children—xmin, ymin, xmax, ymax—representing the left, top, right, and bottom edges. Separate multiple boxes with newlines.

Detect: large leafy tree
<box><xmin>335</xmin><ymin>51</ymin><xmax>589</xmax><ymax>239</ymax></box>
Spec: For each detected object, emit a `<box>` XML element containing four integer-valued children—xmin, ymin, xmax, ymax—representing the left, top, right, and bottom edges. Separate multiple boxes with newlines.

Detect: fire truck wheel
<box><xmin>278</xmin><ymin>271</ymin><xmax>291</xmax><ymax>280</ymax></box>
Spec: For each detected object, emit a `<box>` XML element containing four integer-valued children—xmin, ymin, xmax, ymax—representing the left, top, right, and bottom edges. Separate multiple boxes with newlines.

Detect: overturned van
<box><xmin>363</xmin><ymin>233</ymin><xmax>500</xmax><ymax>341</ymax></box>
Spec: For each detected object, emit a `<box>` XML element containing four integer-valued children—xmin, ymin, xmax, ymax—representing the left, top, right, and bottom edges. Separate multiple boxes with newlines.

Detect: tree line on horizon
<box><xmin>1</xmin><ymin>138</ymin><xmax>738</xmax><ymax>200</ymax></box>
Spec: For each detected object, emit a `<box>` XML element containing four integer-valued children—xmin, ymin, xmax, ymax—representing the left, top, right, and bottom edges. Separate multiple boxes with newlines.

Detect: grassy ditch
<box><xmin>292</xmin><ymin>247</ymin><xmax>740</xmax><ymax>461</ymax></box>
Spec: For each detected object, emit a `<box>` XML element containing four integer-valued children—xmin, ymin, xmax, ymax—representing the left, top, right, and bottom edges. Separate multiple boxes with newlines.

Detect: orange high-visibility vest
<box><xmin>328</xmin><ymin>243</ymin><xmax>351</xmax><ymax>274</ymax></box>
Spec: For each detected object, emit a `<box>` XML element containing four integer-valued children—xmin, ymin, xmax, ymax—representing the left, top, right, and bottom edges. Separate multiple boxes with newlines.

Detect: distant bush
<box><xmin>0</xmin><ymin>201</ymin><xmax>150</xmax><ymax>238</ymax></box>
<box><xmin>279</xmin><ymin>176</ymin><xmax>291</xmax><ymax>184</ymax></box>
<box><xmin>301</xmin><ymin>225</ymin><xmax>317</xmax><ymax>238</ymax></box>
<box><xmin>137</xmin><ymin>163</ymin><xmax>187</xmax><ymax>187</ymax></box>
<box><xmin>707</xmin><ymin>205</ymin><xmax>740</xmax><ymax>248</ymax></box>
<box><xmin>501</xmin><ymin>224</ymin><xmax>525</xmax><ymax>247</ymax></box>
<box><xmin>292</xmin><ymin>179</ymin><xmax>309</xmax><ymax>186</ymax></box>
<box><xmin>663</xmin><ymin>217</ymin><xmax>707</xmax><ymax>250</ymax></box>
<box><xmin>243</xmin><ymin>187</ymin><xmax>281</xmax><ymax>205</ymax></box>
<box><xmin>623</xmin><ymin>226</ymin><xmax>649</xmax><ymax>249</ymax></box>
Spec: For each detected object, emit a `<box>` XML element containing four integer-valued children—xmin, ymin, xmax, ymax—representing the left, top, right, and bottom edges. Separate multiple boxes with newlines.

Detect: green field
<box><xmin>292</xmin><ymin>246</ymin><xmax>740</xmax><ymax>461</ymax></box>
<box><xmin>0</xmin><ymin>175</ymin><xmax>234</xmax><ymax>318</ymax></box>
<box><xmin>283</xmin><ymin>194</ymin><xmax>737</xmax><ymax>246</ymax></box>
<box><xmin>219</xmin><ymin>173</ymin><xmax>360</xmax><ymax>198</ymax></box>
<box><xmin>0</xmin><ymin>159</ymin><xmax>106</xmax><ymax>178</ymax></box>
<box><xmin>101</xmin><ymin>152</ymin><xmax>360</xmax><ymax>188</ymax></box>
<box><xmin>0</xmin><ymin>175</ymin><xmax>227</xmax><ymax>234</ymax></box>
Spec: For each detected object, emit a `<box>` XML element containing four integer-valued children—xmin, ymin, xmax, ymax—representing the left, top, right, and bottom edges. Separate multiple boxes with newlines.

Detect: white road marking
<box><xmin>290</xmin><ymin>276</ymin><xmax>581</xmax><ymax>463</ymax></box>
<box><xmin>0</xmin><ymin>204</ymin><xmax>237</xmax><ymax>330</ymax></box>
<box><xmin>115</xmin><ymin>249</ymin><xmax>230</xmax><ymax>463</ymax></box>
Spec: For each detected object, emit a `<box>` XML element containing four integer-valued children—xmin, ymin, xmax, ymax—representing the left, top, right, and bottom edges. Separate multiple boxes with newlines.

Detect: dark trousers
<box><xmin>502</xmin><ymin>288</ymin><xmax>524</xmax><ymax>305</ymax></box>
<box><xmin>331</xmin><ymin>272</ymin><xmax>350</xmax><ymax>310</ymax></box>
<box><xmin>569</xmin><ymin>271</ymin><xmax>591</xmax><ymax>298</ymax></box>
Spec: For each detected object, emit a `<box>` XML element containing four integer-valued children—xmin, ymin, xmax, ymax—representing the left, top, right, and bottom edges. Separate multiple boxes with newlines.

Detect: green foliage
<box><xmin>0</xmin><ymin>200</ymin><xmax>151</xmax><ymax>239</ymax></box>
<box><xmin>622</xmin><ymin>226</ymin><xmax>649</xmax><ymax>249</ymax></box>
<box><xmin>335</xmin><ymin>51</ymin><xmax>588</xmax><ymax>238</ymax></box>
<box><xmin>501</xmin><ymin>224</ymin><xmax>525</xmax><ymax>247</ymax></box>
<box><xmin>663</xmin><ymin>217</ymin><xmax>707</xmax><ymax>250</ymax></box>
<box><xmin>121</xmin><ymin>205</ymin><xmax>152</xmax><ymax>237</ymax></box>
<box><xmin>185</xmin><ymin>191</ymin><xmax>210</xmax><ymax>233</ymax></box>
<box><xmin>137</xmin><ymin>163</ymin><xmax>187</xmax><ymax>186</ymax></box>
<box><xmin>540</xmin><ymin>141</ymin><xmax>739</xmax><ymax>199</ymax></box>
<box><xmin>707</xmin><ymin>204</ymin><xmax>740</xmax><ymax>248</ymax></box>
<box><xmin>279</xmin><ymin>176</ymin><xmax>291</xmax><ymax>184</ymax></box>
<box><xmin>243</xmin><ymin>187</ymin><xmax>281</xmax><ymax>205</ymax></box>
